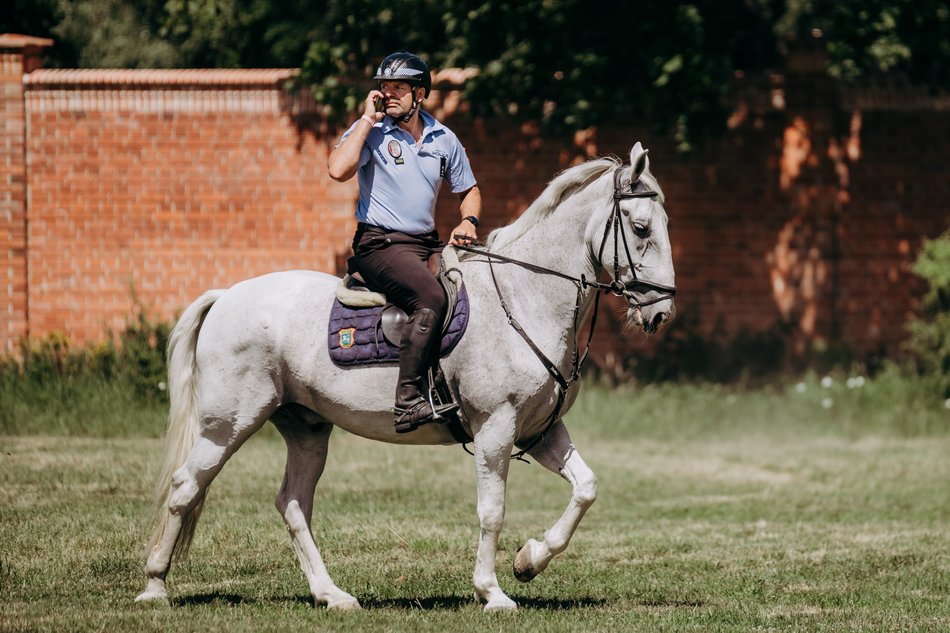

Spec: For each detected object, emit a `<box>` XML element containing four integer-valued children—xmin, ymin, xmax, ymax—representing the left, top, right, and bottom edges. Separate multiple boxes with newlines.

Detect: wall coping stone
<box><xmin>0</xmin><ymin>33</ymin><xmax>55</xmax><ymax>49</ymax></box>
<box><xmin>25</xmin><ymin>68</ymin><xmax>297</xmax><ymax>87</ymax></box>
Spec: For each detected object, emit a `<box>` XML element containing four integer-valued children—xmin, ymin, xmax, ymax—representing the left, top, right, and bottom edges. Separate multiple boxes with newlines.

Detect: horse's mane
<box><xmin>486</xmin><ymin>157</ymin><xmax>620</xmax><ymax>249</ymax></box>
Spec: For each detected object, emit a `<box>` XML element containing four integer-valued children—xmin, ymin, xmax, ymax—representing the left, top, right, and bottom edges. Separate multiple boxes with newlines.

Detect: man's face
<box><xmin>379</xmin><ymin>80</ymin><xmax>421</xmax><ymax>117</ymax></box>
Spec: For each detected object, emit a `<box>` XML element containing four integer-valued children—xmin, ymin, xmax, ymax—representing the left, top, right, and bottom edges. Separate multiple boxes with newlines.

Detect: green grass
<box><xmin>1</xmin><ymin>381</ymin><xmax>948</xmax><ymax>631</ymax></box>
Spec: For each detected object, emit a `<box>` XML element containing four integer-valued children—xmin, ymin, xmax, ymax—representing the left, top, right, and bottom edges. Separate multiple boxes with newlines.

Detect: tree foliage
<box><xmin>780</xmin><ymin>0</ymin><xmax>950</xmax><ymax>87</ymax></box>
<box><xmin>5</xmin><ymin>1</ymin><xmax>949</xmax><ymax>143</ymax></box>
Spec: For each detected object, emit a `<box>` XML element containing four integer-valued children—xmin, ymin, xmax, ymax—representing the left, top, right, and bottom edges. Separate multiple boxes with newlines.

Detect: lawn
<box><xmin>1</xmin><ymin>381</ymin><xmax>948</xmax><ymax>631</ymax></box>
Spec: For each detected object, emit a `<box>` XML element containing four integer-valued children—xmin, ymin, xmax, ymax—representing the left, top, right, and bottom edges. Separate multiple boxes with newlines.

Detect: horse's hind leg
<box><xmin>513</xmin><ymin>420</ymin><xmax>597</xmax><ymax>583</ymax></box>
<box><xmin>272</xmin><ymin>407</ymin><xmax>360</xmax><ymax>610</ymax></box>
<box><xmin>138</xmin><ymin>413</ymin><xmax>266</xmax><ymax>602</ymax></box>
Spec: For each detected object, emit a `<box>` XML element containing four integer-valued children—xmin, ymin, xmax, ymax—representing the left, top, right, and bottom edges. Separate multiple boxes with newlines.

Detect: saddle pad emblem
<box><xmin>338</xmin><ymin>327</ymin><xmax>356</xmax><ymax>349</ymax></box>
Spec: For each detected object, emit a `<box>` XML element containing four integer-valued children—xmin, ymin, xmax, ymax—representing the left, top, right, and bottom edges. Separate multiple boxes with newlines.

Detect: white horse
<box><xmin>136</xmin><ymin>142</ymin><xmax>676</xmax><ymax>611</ymax></box>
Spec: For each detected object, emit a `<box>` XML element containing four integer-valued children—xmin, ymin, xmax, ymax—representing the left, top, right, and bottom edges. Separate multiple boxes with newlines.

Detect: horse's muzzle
<box><xmin>630</xmin><ymin>299</ymin><xmax>675</xmax><ymax>334</ymax></box>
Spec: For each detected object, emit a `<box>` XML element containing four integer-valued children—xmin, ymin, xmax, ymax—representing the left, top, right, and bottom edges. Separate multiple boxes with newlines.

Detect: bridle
<box><xmin>596</xmin><ymin>167</ymin><xmax>677</xmax><ymax>307</ymax></box>
<box><xmin>453</xmin><ymin>164</ymin><xmax>676</xmax><ymax>459</ymax></box>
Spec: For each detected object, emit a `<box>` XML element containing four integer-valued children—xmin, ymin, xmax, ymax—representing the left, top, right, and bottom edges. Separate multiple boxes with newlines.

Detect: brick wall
<box><xmin>21</xmin><ymin>68</ymin><xmax>357</xmax><ymax>344</ymax></box>
<box><xmin>2</xmin><ymin>38</ymin><xmax>948</xmax><ymax>366</ymax></box>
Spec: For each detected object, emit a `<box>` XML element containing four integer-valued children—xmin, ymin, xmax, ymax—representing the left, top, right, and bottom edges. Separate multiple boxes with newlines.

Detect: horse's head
<box><xmin>592</xmin><ymin>143</ymin><xmax>676</xmax><ymax>333</ymax></box>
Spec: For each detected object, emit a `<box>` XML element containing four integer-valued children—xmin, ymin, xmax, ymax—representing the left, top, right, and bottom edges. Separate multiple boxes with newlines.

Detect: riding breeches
<box><xmin>350</xmin><ymin>223</ymin><xmax>448</xmax><ymax>321</ymax></box>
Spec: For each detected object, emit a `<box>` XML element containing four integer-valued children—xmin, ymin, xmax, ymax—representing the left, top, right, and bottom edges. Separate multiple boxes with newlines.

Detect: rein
<box><xmin>455</xmin><ymin>165</ymin><xmax>676</xmax><ymax>461</ymax></box>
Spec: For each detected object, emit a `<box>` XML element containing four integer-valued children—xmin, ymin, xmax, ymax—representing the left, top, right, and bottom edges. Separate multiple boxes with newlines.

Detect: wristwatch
<box><xmin>463</xmin><ymin>215</ymin><xmax>480</xmax><ymax>228</ymax></box>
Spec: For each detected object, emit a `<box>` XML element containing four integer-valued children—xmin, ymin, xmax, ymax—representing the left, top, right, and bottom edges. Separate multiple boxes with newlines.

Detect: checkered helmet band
<box><xmin>373</xmin><ymin>52</ymin><xmax>431</xmax><ymax>97</ymax></box>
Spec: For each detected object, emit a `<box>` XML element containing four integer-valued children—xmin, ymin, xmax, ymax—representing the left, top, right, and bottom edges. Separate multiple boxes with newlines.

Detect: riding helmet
<box><xmin>373</xmin><ymin>52</ymin><xmax>432</xmax><ymax>98</ymax></box>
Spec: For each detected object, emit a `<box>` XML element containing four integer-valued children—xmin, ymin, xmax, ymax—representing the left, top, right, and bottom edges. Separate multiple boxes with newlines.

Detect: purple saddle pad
<box><xmin>328</xmin><ymin>284</ymin><xmax>469</xmax><ymax>367</ymax></box>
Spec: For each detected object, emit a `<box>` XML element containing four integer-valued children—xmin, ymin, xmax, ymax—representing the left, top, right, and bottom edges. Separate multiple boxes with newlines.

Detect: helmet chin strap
<box><xmin>399</xmin><ymin>89</ymin><xmax>421</xmax><ymax>123</ymax></box>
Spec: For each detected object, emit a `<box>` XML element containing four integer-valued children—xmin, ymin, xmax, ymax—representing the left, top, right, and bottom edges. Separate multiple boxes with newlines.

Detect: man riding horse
<box><xmin>328</xmin><ymin>52</ymin><xmax>482</xmax><ymax>433</ymax></box>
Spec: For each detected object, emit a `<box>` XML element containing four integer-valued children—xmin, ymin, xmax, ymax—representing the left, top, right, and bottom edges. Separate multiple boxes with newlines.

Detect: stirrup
<box><xmin>393</xmin><ymin>400</ymin><xmax>459</xmax><ymax>434</ymax></box>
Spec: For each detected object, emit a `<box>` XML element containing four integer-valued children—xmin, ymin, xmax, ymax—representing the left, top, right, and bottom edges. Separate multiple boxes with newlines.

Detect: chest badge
<box><xmin>387</xmin><ymin>140</ymin><xmax>404</xmax><ymax>165</ymax></box>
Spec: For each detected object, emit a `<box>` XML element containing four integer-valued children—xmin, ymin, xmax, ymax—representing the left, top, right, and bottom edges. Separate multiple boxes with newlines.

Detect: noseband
<box><xmin>595</xmin><ymin>167</ymin><xmax>677</xmax><ymax>307</ymax></box>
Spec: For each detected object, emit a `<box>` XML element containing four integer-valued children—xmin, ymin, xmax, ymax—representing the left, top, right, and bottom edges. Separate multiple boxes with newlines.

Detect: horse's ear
<box><xmin>630</xmin><ymin>142</ymin><xmax>650</xmax><ymax>179</ymax></box>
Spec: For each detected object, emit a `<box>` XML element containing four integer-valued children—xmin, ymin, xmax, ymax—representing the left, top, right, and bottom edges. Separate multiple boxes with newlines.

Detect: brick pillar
<box><xmin>0</xmin><ymin>34</ymin><xmax>52</xmax><ymax>353</ymax></box>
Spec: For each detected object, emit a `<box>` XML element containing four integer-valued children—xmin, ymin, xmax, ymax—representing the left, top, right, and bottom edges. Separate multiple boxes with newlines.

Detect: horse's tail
<box><xmin>146</xmin><ymin>289</ymin><xmax>224</xmax><ymax>561</ymax></box>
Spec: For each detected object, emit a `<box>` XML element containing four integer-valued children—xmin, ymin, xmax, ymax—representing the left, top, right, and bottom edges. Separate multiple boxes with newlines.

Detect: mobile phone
<box><xmin>374</xmin><ymin>97</ymin><xmax>385</xmax><ymax>113</ymax></box>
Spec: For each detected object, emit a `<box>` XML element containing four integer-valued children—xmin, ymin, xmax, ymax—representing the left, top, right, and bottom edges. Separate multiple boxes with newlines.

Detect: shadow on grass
<box><xmin>358</xmin><ymin>595</ymin><xmax>700</xmax><ymax>610</ymax></box>
<box><xmin>172</xmin><ymin>593</ymin><xmax>313</xmax><ymax>607</ymax></box>
<box><xmin>174</xmin><ymin>592</ymin><xmax>608</xmax><ymax>610</ymax></box>
<box><xmin>361</xmin><ymin>595</ymin><xmax>609</xmax><ymax>610</ymax></box>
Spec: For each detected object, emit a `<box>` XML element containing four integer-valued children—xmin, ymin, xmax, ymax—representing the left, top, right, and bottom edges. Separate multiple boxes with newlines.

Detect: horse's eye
<box><xmin>633</xmin><ymin>222</ymin><xmax>649</xmax><ymax>238</ymax></box>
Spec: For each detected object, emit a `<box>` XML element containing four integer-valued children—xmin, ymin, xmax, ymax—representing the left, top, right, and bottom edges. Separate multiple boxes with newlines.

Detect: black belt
<box><xmin>355</xmin><ymin>223</ymin><xmax>441</xmax><ymax>242</ymax></box>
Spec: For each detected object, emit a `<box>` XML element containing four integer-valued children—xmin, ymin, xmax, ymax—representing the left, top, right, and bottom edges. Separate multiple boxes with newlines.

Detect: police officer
<box><xmin>328</xmin><ymin>52</ymin><xmax>481</xmax><ymax>434</ymax></box>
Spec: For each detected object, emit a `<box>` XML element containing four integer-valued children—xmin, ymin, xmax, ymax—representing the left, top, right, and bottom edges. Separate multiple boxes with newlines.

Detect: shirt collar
<box><xmin>381</xmin><ymin>111</ymin><xmax>444</xmax><ymax>142</ymax></box>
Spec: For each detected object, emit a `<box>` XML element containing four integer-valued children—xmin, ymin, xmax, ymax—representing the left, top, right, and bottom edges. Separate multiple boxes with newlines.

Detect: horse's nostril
<box><xmin>652</xmin><ymin>312</ymin><xmax>667</xmax><ymax>329</ymax></box>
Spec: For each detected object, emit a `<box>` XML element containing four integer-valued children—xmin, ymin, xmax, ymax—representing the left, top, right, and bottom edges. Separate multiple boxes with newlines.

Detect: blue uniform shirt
<box><xmin>339</xmin><ymin>111</ymin><xmax>477</xmax><ymax>235</ymax></box>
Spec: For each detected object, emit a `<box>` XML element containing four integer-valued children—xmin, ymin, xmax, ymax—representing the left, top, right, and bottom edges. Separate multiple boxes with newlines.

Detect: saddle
<box><xmin>327</xmin><ymin>248</ymin><xmax>469</xmax><ymax>367</ymax></box>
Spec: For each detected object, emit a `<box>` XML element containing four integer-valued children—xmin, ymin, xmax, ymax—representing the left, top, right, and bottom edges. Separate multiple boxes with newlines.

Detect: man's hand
<box><xmin>364</xmin><ymin>90</ymin><xmax>385</xmax><ymax>122</ymax></box>
<box><xmin>450</xmin><ymin>219</ymin><xmax>478</xmax><ymax>246</ymax></box>
<box><xmin>329</xmin><ymin>90</ymin><xmax>385</xmax><ymax>181</ymax></box>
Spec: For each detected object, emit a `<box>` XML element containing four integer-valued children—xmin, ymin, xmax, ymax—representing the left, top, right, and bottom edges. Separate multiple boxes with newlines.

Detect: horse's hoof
<box><xmin>326</xmin><ymin>597</ymin><xmax>361</xmax><ymax>611</ymax></box>
<box><xmin>134</xmin><ymin>590</ymin><xmax>169</xmax><ymax>604</ymax></box>
<box><xmin>484</xmin><ymin>596</ymin><xmax>518</xmax><ymax>611</ymax></box>
<box><xmin>514</xmin><ymin>539</ymin><xmax>549</xmax><ymax>582</ymax></box>
<box><xmin>513</xmin><ymin>545</ymin><xmax>537</xmax><ymax>583</ymax></box>
<box><xmin>475</xmin><ymin>589</ymin><xmax>518</xmax><ymax>611</ymax></box>
<box><xmin>135</xmin><ymin>577</ymin><xmax>169</xmax><ymax>604</ymax></box>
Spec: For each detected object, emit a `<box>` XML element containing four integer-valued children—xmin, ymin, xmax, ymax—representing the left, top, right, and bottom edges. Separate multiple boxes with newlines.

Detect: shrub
<box><xmin>0</xmin><ymin>300</ymin><xmax>171</xmax><ymax>436</ymax></box>
<box><xmin>904</xmin><ymin>230</ymin><xmax>950</xmax><ymax>396</ymax></box>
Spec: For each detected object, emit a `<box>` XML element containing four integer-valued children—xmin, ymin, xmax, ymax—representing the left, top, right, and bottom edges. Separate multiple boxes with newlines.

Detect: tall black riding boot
<box><xmin>393</xmin><ymin>307</ymin><xmax>459</xmax><ymax>433</ymax></box>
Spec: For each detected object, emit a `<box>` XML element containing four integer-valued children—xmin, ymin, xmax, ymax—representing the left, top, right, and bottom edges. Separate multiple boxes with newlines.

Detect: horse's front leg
<box><xmin>513</xmin><ymin>420</ymin><xmax>597</xmax><ymax>582</ymax></box>
<box><xmin>471</xmin><ymin>409</ymin><xmax>517</xmax><ymax>611</ymax></box>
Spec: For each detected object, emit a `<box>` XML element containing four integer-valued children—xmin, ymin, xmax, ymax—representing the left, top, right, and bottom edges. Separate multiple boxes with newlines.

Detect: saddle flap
<box><xmin>379</xmin><ymin>305</ymin><xmax>409</xmax><ymax>346</ymax></box>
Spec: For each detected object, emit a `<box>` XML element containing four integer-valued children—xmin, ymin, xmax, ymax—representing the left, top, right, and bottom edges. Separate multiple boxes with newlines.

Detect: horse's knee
<box><xmin>477</xmin><ymin>502</ymin><xmax>505</xmax><ymax>533</ymax></box>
